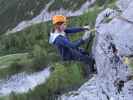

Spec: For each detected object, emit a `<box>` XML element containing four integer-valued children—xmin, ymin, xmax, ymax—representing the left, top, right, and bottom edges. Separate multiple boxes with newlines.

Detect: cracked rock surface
<box><xmin>61</xmin><ymin>0</ymin><xmax>133</xmax><ymax>100</ymax></box>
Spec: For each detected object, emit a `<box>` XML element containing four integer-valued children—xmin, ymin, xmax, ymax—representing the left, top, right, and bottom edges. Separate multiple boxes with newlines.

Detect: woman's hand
<box><xmin>83</xmin><ymin>25</ymin><xmax>90</xmax><ymax>31</ymax></box>
<box><xmin>82</xmin><ymin>30</ymin><xmax>91</xmax><ymax>41</ymax></box>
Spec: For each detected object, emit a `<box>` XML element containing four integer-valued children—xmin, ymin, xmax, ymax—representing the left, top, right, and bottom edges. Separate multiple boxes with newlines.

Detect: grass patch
<box><xmin>96</xmin><ymin>0</ymin><xmax>116</xmax><ymax>7</ymax></box>
<box><xmin>0</xmin><ymin>53</ymin><xmax>32</xmax><ymax>78</ymax></box>
<box><xmin>0</xmin><ymin>53</ymin><xmax>28</xmax><ymax>69</ymax></box>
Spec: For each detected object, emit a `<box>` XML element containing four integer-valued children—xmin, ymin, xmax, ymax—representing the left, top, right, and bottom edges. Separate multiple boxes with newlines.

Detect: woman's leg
<box><xmin>71</xmin><ymin>49</ymin><xmax>96</xmax><ymax>75</ymax></box>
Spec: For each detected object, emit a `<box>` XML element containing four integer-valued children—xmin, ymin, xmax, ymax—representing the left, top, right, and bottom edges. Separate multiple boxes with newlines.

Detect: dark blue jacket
<box><xmin>49</xmin><ymin>27</ymin><xmax>92</xmax><ymax>64</ymax></box>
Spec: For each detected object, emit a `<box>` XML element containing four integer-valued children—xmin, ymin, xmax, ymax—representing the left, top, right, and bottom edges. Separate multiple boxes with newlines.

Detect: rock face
<box><xmin>61</xmin><ymin>0</ymin><xmax>133</xmax><ymax>100</ymax></box>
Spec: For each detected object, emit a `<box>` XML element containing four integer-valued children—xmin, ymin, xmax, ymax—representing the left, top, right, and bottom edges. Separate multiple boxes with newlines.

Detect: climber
<box><xmin>49</xmin><ymin>15</ymin><xmax>96</xmax><ymax>75</ymax></box>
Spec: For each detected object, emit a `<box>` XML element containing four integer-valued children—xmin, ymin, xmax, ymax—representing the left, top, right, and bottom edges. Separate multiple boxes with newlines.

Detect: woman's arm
<box><xmin>55</xmin><ymin>36</ymin><xmax>84</xmax><ymax>48</ymax></box>
<box><xmin>64</xmin><ymin>27</ymin><xmax>87</xmax><ymax>35</ymax></box>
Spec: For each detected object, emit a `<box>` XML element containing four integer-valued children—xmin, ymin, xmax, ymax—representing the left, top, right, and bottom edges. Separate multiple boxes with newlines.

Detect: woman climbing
<box><xmin>49</xmin><ymin>15</ymin><xmax>96</xmax><ymax>76</ymax></box>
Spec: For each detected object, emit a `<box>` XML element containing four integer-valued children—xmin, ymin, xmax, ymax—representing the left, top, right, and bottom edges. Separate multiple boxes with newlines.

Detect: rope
<box><xmin>116</xmin><ymin>16</ymin><xmax>133</xmax><ymax>25</ymax></box>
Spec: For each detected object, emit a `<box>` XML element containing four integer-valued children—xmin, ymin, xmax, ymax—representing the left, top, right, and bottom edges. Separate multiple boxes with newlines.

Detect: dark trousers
<box><xmin>70</xmin><ymin>48</ymin><xmax>96</xmax><ymax>75</ymax></box>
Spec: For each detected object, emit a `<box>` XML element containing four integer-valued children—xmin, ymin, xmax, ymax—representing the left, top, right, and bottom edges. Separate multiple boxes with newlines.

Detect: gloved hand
<box><xmin>82</xmin><ymin>30</ymin><xmax>91</xmax><ymax>41</ymax></box>
<box><xmin>83</xmin><ymin>25</ymin><xmax>90</xmax><ymax>31</ymax></box>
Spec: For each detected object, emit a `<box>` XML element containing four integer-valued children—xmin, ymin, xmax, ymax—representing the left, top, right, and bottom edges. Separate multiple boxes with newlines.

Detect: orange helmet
<box><xmin>52</xmin><ymin>15</ymin><xmax>67</xmax><ymax>25</ymax></box>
